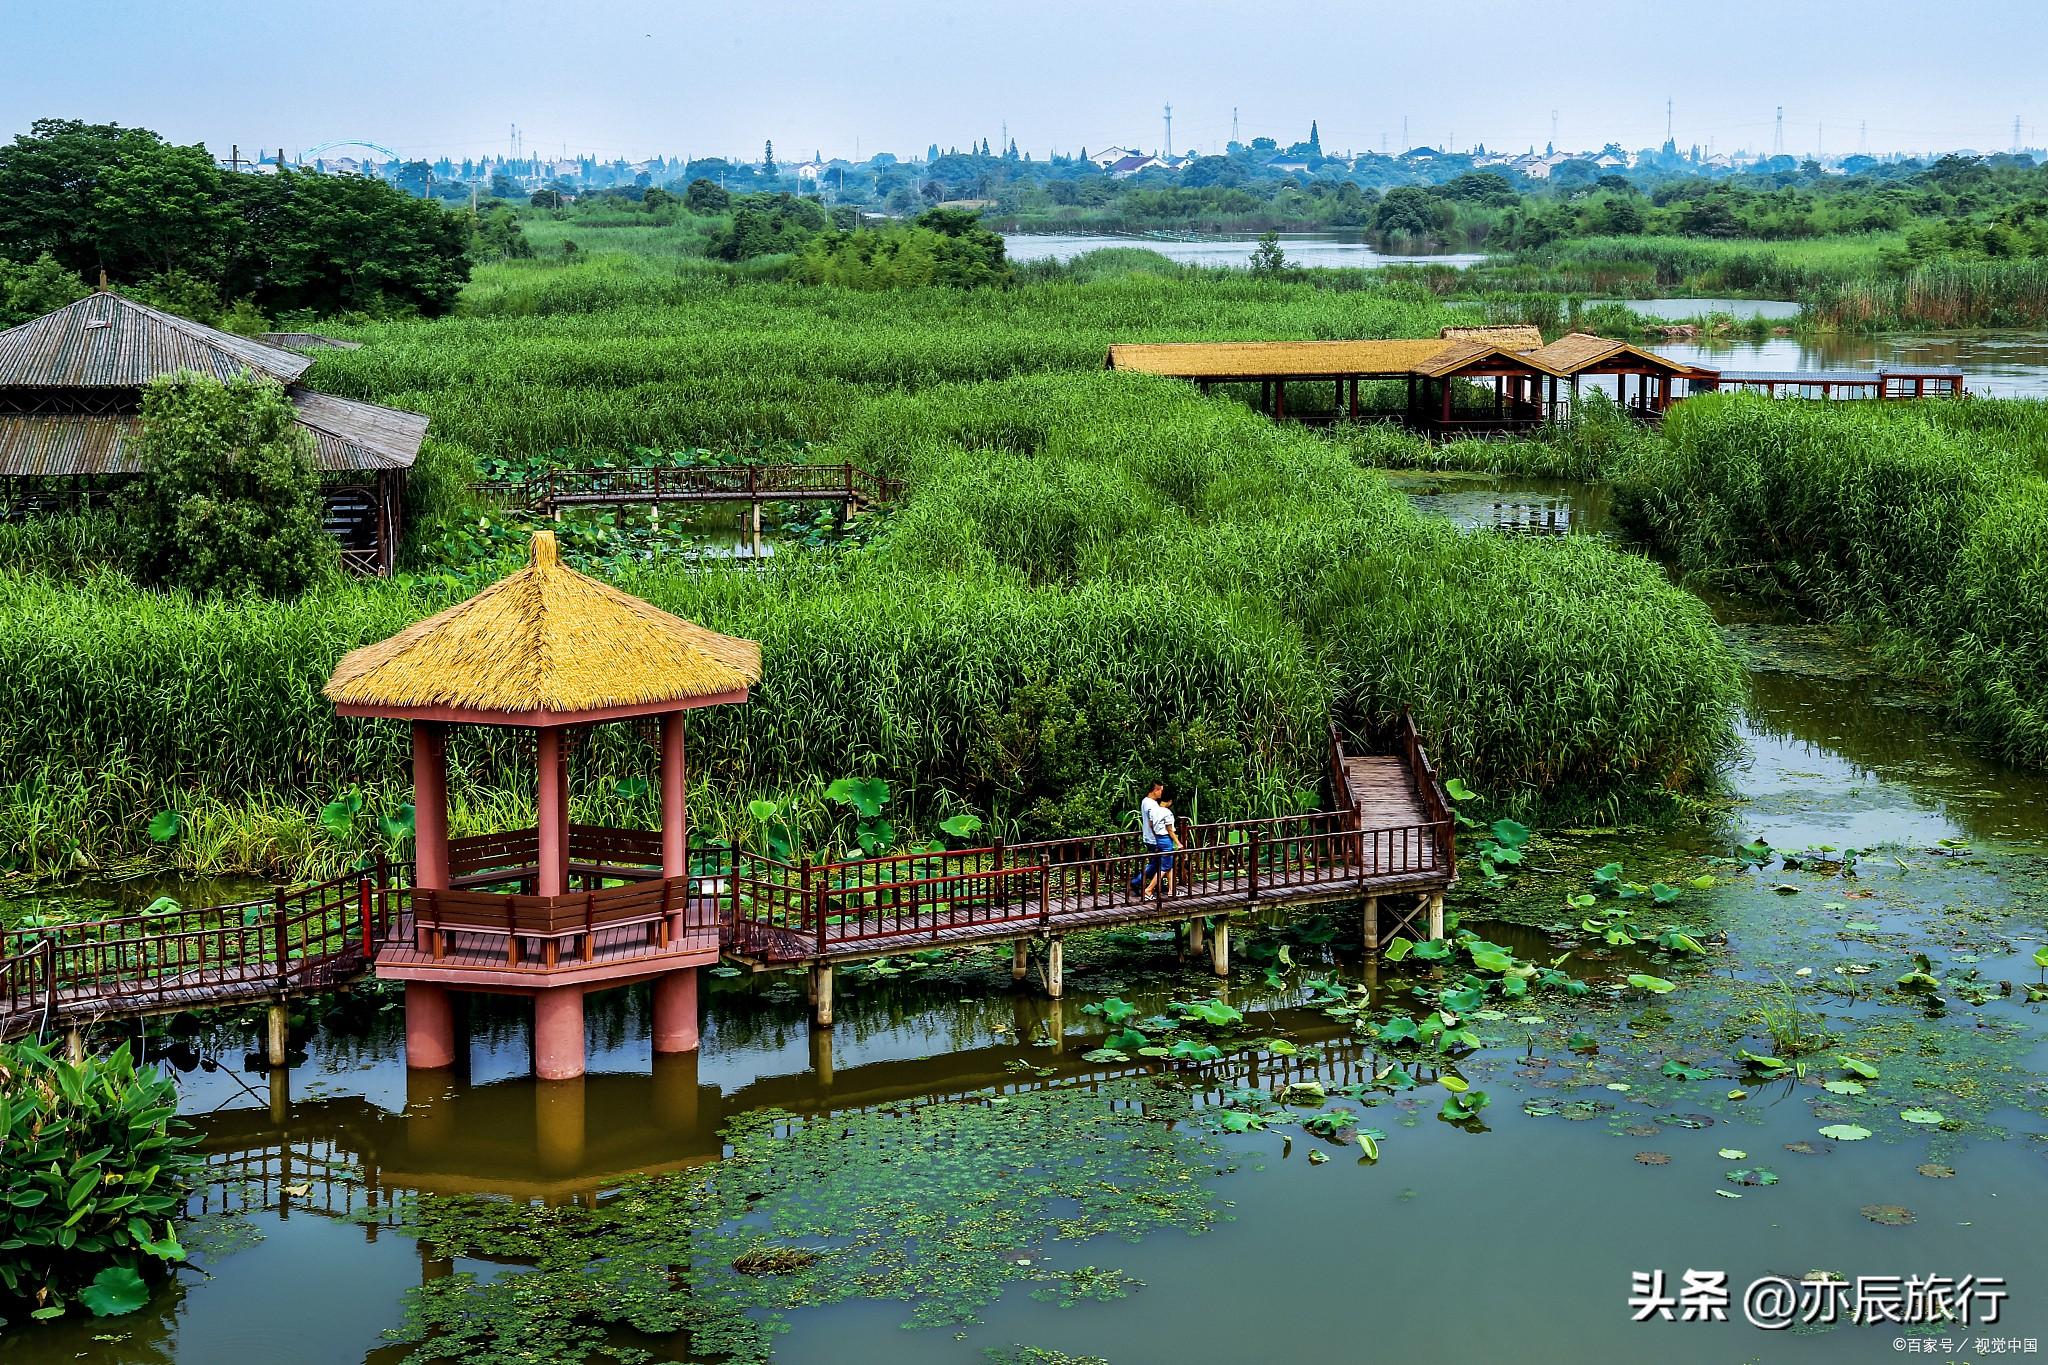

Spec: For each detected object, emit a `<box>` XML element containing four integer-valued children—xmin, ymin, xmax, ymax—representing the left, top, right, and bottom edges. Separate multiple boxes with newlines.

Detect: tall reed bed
<box><xmin>1804</xmin><ymin>259</ymin><xmax>2048</xmax><ymax>331</ymax></box>
<box><xmin>1473</xmin><ymin>234</ymin><xmax>1893</xmax><ymax>300</ymax></box>
<box><xmin>1613</xmin><ymin>394</ymin><xmax>2048</xmax><ymax>762</ymax></box>
<box><xmin>0</xmin><ymin>267</ymin><xmax>1744</xmax><ymax>877</ymax></box>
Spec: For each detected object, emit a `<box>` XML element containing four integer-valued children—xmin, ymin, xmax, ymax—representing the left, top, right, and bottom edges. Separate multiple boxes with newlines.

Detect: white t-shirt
<box><xmin>1141</xmin><ymin>796</ymin><xmax>1174</xmax><ymax>842</ymax></box>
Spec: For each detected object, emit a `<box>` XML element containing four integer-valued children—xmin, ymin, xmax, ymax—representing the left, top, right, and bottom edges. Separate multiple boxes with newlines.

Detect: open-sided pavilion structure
<box><xmin>1107</xmin><ymin>325</ymin><xmax>1970</xmax><ymax>432</ymax></box>
<box><xmin>326</xmin><ymin>529</ymin><xmax>761</xmax><ymax>1079</ymax></box>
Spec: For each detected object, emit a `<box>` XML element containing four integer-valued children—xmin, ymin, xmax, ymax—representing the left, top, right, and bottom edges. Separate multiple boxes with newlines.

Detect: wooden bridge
<box><xmin>481</xmin><ymin>462</ymin><xmax>903</xmax><ymax>517</ymax></box>
<box><xmin>1</xmin><ymin>721</ymin><xmax>1455</xmax><ymax>1047</ymax></box>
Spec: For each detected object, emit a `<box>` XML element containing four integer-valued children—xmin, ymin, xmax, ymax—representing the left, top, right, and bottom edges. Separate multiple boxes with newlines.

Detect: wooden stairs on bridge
<box><xmin>0</xmin><ymin>719</ymin><xmax>1455</xmax><ymax>1040</ymax></box>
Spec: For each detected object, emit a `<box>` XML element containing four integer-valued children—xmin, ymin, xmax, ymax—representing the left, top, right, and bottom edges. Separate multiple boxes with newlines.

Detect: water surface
<box><xmin>1004</xmin><ymin>231</ymin><xmax>1488</xmax><ymax>270</ymax></box>
<box><xmin>1660</xmin><ymin>331</ymin><xmax>2048</xmax><ymax>398</ymax></box>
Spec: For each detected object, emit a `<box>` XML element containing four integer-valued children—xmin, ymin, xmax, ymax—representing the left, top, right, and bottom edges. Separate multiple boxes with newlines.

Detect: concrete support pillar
<box><xmin>534</xmin><ymin>1076</ymin><xmax>586</xmax><ymax>1175</ymax></box>
<box><xmin>266</xmin><ymin>1001</ymin><xmax>289</xmax><ymax>1067</ymax></box>
<box><xmin>268</xmin><ymin>1066</ymin><xmax>290</xmax><ymax>1125</ymax></box>
<box><xmin>660</xmin><ymin>713</ymin><xmax>687</xmax><ymax>880</ymax></box>
<box><xmin>410</xmin><ymin>722</ymin><xmax>449</xmax><ymax>892</ymax></box>
<box><xmin>750</xmin><ymin>502</ymin><xmax>764</xmax><ymax>558</ymax></box>
<box><xmin>1210</xmin><ymin>920</ymin><xmax>1230</xmax><ymax>977</ymax></box>
<box><xmin>652</xmin><ymin>967</ymin><xmax>700</xmax><ymax>1054</ymax></box>
<box><xmin>1011</xmin><ymin>939</ymin><xmax>1029</xmax><ymax>981</ymax></box>
<box><xmin>64</xmin><ymin>1028</ymin><xmax>84</xmax><ymax>1064</ymax></box>
<box><xmin>1427</xmin><ymin>892</ymin><xmax>1445</xmax><ymax>941</ymax></box>
<box><xmin>1045</xmin><ymin>938</ymin><xmax>1064</xmax><ymax>999</ymax></box>
<box><xmin>1363</xmin><ymin>895</ymin><xmax>1380</xmax><ymax>954</ymax></box>
<box><xmin>533</xmin><ymin>984</ymin><xmax>586</xmax><ymax>1080</ymax></box>
<box><xmin>1188</xmin><ymin>917</ymin><xmax>1207</xmax><ymax>954</ymax></box>
<box><xmin>811</xmin><ymin>964</ymin><xmax>834</xmax><ymax>1028</ymax></box>
<box><xmin>405</xmin><ymin>982</ymin><xmax>457</xmax><ymax>1070</ymax></box>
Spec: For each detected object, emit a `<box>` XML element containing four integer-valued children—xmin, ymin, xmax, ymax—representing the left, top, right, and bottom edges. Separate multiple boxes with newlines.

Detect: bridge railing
<box><xmin>724</xmin><ymin>805</ymin><xmax>1447</xmax><ymax>962</ymax></box>
<box><xmin>0</xmin><ymin>864</ymin><xmax>407</xmax><ymax>1033</ymax></box>
<box><xmin>1392</xmin><ymin>711</ymin><xmax>1458</xmax><ymax>882</ymax></box>
<box><xmin>527</xmin><ymin>463</ymin><xmax>902</xmax><ymax>509</ymax></box>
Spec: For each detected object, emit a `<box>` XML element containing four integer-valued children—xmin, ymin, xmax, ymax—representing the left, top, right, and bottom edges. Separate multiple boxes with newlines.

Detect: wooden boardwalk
<box><xmin>0</xmin><ymin>722</ymin><xmax>1455</xmax><ymax>1040</ymax></box>
<box><xmin>480</xmin><ymin>463</ymin><xmax>903</xmax><ymax>516</ymax></box>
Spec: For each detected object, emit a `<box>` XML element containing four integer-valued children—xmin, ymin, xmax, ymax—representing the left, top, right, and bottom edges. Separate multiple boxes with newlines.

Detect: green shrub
<box><xmin>0</xmin><ymin>1040</ymin><xmax>199</xmax><ymax>1321</ymax></box>
<box><xmin>115</xmin><ymin>372</ymin><xmax>337</xmax><ymax>597</ymax></box>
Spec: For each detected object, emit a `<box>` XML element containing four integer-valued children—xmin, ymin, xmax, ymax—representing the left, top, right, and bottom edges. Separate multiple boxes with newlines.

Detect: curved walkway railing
<box><xmin>1</xmin><ymin>723</ymin><xmax>1454</xmax><ymax>1032</ymax></box>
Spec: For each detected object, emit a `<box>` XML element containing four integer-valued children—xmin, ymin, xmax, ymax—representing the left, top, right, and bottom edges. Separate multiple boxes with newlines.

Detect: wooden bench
<box><xmin>412</xmin><ymin>879</ymin><xmax>700</xmax><ymax>967</ymax></box>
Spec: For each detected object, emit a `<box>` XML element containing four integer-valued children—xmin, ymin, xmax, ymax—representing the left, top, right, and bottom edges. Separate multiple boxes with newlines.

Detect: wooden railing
<box><xmin>1</xmin><ymin>727</ymin><xmax>1458</xmax><ymax>1016</ymax></box>
<box><xmin>0</xmin><ymin>863</ymin><xmax>409</xmax><ymax>1035</ymax></box>
<box><xmin>400</xmin><ymin>874</ymin><xmax>722</xmax><ymax>966</ymax></box>
<box><xmin>1328</xmin><ymin>723</ymin><xmax>1357</xmax><ymax>829</ymax></box>
<box><xmin>446</xmin><ymin>825</ymin><xmax>670</xmax><ymax>891</ymax></box>
<box><xmin>725</xmin><ymin>805</ymin><xmax>1448</xmax><ymax>963</ymax></box>
<box><xmin>1391</xmin><ymin>710</ymin><xmax>1458</xmax><ymax>882</ymax></box>
<box><xmin>516</xmin><ymin>463</ymin><xmax>903</xmax><ymax>512</ymax></box>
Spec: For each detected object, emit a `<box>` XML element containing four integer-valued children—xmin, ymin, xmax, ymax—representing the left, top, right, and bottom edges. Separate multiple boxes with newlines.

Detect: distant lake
<box><xmin>1657</xmin><ymin>331</ymin><xmax>2048</xmax><ymax>399</ymax></box>
<box><xmin>1003</xmin><ymin>231</ymin><xmax>1488</xmax><ymax>270</ymax></box>
<box><xmin>1597</xmin><ymin>297</ymin><xmax>1803</xmax><ymax>320</ymax></box>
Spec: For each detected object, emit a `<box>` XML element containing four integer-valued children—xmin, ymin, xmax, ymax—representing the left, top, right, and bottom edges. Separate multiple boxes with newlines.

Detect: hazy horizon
<box><xmin>5</xmin><ymin>0</ymin><xmax>2043</xmax><ymax>164</ymax></box>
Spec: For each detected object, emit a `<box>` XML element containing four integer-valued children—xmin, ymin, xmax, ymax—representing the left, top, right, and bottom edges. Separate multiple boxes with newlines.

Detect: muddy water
<box><xmin>12</xmin><ymin>483</ymin><xmax>2048</xmax><ymax>1364</ymax></box>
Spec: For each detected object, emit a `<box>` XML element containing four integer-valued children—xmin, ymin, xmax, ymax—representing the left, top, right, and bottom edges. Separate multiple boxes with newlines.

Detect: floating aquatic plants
<box><xmin>386</xmin><ymin>1078</ymin><xmax>1229</xmax><ymax>1365</ymax></box>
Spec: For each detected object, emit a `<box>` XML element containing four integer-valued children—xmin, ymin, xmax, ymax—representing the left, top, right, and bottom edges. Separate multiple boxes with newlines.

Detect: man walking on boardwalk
<box><xmin>1130</xmin><ymin>780</ymin><xmax>1178</xmax><ymax>897</ymax></box>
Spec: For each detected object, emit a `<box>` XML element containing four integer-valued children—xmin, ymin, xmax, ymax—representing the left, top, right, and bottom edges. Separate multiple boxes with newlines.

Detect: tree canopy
<box><xmin>0</xmin><ymin>119</ymin><xmax>472</xmax><ymax>319</ymax></box>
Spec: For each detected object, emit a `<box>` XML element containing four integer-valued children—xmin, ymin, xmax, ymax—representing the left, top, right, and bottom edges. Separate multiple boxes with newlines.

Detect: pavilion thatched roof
<box><xmin>1527</xmin><ymin>332</ymin><xmax>1695</xmax><ymax>376</ymax></box>
<box><xmin>1107</xmin><ymin>338</ymin><xmax>1455</xmax><ymax>379</ymax></box>
<box><xmin>325</xmin><ymin>531</ymin><xmax>760</xmax><ymax>718</ymax></box>
<box><xmin>1437</xmin><ymin>325</ymin><xmax>1545</xmax><ymax>350</ymax></box>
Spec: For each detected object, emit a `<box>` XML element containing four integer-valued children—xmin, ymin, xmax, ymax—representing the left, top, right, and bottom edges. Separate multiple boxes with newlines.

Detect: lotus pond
<box><xmin>8</xmin><ymin>482</ymin><xmax>2048</xmax><ymax>1364</ymax></box>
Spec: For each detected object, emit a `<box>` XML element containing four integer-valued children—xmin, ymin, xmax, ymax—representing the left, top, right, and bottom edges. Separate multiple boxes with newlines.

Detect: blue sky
<box><xmin>4</xmin><ymin>0</ymin><xmax>2042</xmax><ymax>162</ymax></box>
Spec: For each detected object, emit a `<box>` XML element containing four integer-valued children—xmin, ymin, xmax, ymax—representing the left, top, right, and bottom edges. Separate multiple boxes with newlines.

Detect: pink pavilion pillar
<box><xmin>652</xmin><ymin>712</ymin><xmax>700</xmax><ymax>1054</ymax></box>
<box><xmin>536</xmin><ymin>727</ymin><xmax>567</xmax><ymax>897</ymax></box>
<box><xmin>405</xmin><ymin>721</ymin><xmax>456</xmax><ymax>1070</ymax></box>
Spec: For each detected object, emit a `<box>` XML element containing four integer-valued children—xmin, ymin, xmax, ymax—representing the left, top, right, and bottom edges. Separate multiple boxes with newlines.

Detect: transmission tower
<box><xmin>1665</xmin><ymin>98</ymin><xmax>1673</xmax><ymax>144</ymax></box>
<box><xmin>1231</xmin><ymin>107</ymin><xmax>1239</xmax><ymax>146</ymax></box>
<box><xmin>2016</xmin><ymin>114</ymin><xmax>2025</xmax><ymax>153</ymax></box>
<box><xmin>1773</xmin><ymin>107</ymin><xmax>1784</xmax><ymax>157</ymax></box>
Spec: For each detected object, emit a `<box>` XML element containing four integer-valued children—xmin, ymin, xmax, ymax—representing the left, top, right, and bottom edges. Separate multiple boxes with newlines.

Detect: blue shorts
<box><xmin>1132</xmin><ymin>838</ymin><xmax>1175</xmax><ymax>885</ymax></box>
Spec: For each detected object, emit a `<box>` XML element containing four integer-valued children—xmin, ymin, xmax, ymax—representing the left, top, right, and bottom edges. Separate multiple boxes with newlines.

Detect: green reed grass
<box><xmin>1614</xmin><ymin>393</ymin><xmax>2048</xmax><ymax>763</ymax></box>
<box><xmin>0</xmin><ymin>261</ymin><xmax>1744</xmax><ymax>878</ymax></box>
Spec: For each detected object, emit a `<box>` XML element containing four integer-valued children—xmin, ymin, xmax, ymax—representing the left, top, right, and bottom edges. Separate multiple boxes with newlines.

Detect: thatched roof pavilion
<box><xmin>326</xmin><ymin>529</ymin><xmax>758</xmax><ymax>722</ymax></box>
<box><xmin>328</xmin><ymin>530</ymin><xmax>760</xmax><ymax>1080</ymax></box>
<box><xmin>1105</xmin><ymin>324</ymin><xmax>1714</xmax><ymax>429</ymax></box>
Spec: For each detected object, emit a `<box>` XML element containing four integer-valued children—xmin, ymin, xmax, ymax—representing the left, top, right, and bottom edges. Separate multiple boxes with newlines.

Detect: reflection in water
<box><xmin>1380</xmin><ymin>470</ymin><xmax>1614</xmax><ymax>538</ymax></box>
<box><xmin>1659</xmin><ymin>330</ymin><xmax>2048</xmax><ymax>399</ymax></box>
<box><xmin>1597</xmin><ymin>297</ymin><xmax>1802</xmax><ymax>320</ymax></box>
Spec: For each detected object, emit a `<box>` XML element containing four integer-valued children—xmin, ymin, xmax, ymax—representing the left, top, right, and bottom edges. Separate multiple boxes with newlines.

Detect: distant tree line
<box><xmin>0</xmin><ymin>119</ymin><xmax>475</xmax><ymax>326</ymax></box>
